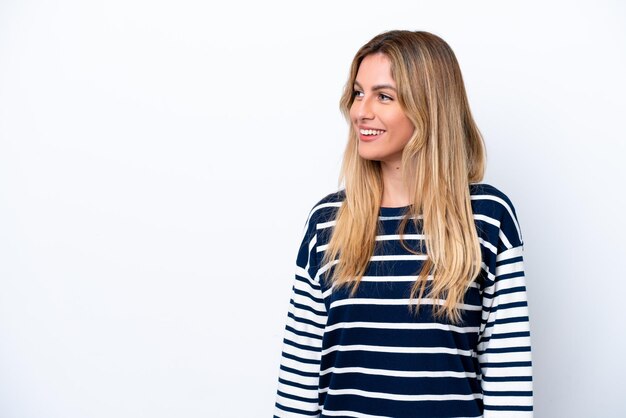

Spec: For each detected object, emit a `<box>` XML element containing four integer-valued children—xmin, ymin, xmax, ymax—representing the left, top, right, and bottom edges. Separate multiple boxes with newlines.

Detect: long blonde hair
<box><xmin>321</xmin><ymin>30</ymin><xmax>486</xmax><ymax>324</ymax></box>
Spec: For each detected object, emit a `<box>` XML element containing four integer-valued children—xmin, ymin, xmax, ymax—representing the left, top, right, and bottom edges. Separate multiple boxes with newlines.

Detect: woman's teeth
<box><xmin>360</xmin><ymin>129</ymin><xmax>385</xmax><ymax>136</ymax></box>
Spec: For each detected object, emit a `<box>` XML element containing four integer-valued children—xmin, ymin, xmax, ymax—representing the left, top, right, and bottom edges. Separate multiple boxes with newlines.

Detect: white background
<box><xmin>1</xmin><ymin>1</ymin><xmax>625</xmax><ymax>417</ymax></box>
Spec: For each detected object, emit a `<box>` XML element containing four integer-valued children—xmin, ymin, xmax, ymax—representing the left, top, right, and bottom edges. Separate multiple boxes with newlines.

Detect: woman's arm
<box><xmin>274</xmin><ymin>207</ymin><xmax>327</xmax><ymax>418</ymax></box>
<box><xmin>477</xmin><ymin>199</ymin><xmax>534</xmax><ymax>417</ymax></box>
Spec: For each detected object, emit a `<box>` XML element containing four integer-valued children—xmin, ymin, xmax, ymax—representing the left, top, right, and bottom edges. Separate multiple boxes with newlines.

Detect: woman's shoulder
<box><xmin>310</xmin><ymin>185</ymin><xmax>521</xmax><ymax>216</ymax></box>
<box><xmin>469</xmin><ymin>182</ymin><xmax>519</xmax><ymax>215</ymax></box>
<box><xmin>306</xmin><ymin>189</ymin><xmax>346</xmax><ymax>223</ymax></box>
<box><xmin>470</xmin><ymin>182</ymin><xmax>524</xmax><ymax>245</ymax></box>
<box><xmin>306</xmin><ymin>184</ymin><xmax>521</xmax><ymax>224</ymax></box>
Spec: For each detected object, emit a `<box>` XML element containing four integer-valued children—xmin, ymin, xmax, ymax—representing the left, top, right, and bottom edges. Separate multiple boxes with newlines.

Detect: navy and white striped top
<box><xmin>274</xmin><ymin>183</ymin><xmax>533</xmax><ymax>418</ymax></box>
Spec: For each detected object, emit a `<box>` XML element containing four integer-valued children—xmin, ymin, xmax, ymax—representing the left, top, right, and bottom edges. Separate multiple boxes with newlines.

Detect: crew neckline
<box><xmin>379</xmin><ymin>205</ymin><xmax>412</xmax><ymax>216</ymax></box>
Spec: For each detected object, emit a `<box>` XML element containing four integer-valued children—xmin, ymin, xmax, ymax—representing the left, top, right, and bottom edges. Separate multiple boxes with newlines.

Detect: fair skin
<box><xmin>350</xmin><ymin>53</ymin><xmax>416</xmax><ymax>208</ymax></box>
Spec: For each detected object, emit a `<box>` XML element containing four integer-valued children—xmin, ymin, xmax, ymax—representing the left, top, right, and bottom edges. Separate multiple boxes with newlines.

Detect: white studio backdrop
<box><xmin>1</xmin><ymin>0</ymin><xmax>625</xmax><ymax>417</ymax></box>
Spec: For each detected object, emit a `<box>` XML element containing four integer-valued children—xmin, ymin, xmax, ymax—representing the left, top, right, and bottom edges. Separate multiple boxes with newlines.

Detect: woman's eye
<box><xmin>352</xmin><ymin>90</ymin><xmax>393</xmax><ymax>101</ymax></box>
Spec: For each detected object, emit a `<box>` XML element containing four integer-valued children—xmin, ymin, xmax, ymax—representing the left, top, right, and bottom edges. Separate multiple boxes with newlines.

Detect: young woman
<box><xmin>273</xmin><ymin>30</ymin><xmax>533</xmax><ymax>418</ymax></box>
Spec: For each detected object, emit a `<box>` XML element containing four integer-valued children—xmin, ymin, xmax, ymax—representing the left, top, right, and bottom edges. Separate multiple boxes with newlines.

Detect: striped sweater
<box><xmin>274</xmin><ymin>183</ymin><xmax>533</xmax><ymax>418</ymax></box>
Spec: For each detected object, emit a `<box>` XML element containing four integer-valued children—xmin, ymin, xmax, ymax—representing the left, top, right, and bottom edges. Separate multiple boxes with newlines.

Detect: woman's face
<box><xmin>350</xmin><ymin>53</ymin><xmax>415</xmax><ymax>165</ymax></box>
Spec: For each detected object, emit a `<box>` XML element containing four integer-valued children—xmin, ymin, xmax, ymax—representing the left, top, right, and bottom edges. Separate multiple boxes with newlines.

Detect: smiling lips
<box><xmin>358</xmin><ymin>128</ymin><xmax>386</xmax><ymax>142</ymax></box>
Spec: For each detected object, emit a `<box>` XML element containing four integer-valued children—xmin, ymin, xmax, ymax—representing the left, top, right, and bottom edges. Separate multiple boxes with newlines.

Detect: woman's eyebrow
<box><xmin>354</xmin><ymin>80</ymin><xmax>397</xmax><ymax>92</ymax></box>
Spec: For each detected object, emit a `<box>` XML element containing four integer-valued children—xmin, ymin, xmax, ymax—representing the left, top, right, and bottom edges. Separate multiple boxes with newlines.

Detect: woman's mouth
<box><xmin>358</xmin><ymin>128</ymin><xmax>386</xmax><ymax>142</ymax></box>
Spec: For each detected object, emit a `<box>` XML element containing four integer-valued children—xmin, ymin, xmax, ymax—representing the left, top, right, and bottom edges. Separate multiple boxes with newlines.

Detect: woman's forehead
<box><xmin>355</xmin><ymin>54</ymin><xmax>397</xmax><ymax>87</ymax></box>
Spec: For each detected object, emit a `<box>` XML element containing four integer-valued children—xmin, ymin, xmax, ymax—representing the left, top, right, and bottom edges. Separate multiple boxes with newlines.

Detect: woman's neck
<box><xmin>380</xmin><ymin>160</ymin><xmax>412</xmax><ymax>207</ymax></box>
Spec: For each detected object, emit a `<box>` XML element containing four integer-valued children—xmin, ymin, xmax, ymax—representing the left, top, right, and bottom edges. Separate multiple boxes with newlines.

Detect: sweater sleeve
<box><xmin>274</xmin><ymin>206</ymin><xmax>328</xmax><ymax>418</ymax></box>
<box><xmin>477</xmin><ymin>199</ymin><xmax>534</xmax><ymax>417</ymax></box>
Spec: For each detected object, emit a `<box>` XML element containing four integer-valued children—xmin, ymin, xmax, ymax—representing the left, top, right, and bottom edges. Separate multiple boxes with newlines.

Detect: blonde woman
<box><xmin>274</xmin><ymin>30</ymin><xmax>533</xmax><ymax>418</ymax></box>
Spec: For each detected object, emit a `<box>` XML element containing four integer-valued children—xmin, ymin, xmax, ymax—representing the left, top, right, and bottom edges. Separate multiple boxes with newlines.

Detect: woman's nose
<box><xmin>355</xmin><ymin>97</ymin><xmax>374</xmax><ymax>120</ymax></box>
